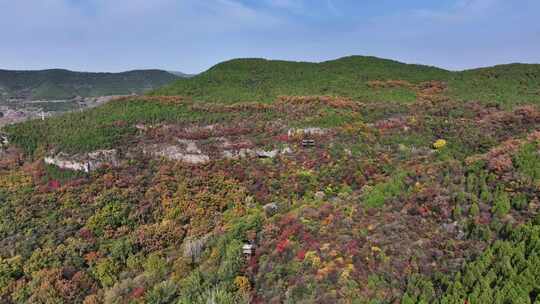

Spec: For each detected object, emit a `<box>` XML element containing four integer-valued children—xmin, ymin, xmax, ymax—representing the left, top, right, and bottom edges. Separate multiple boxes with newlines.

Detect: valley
<box><xmin>0</xmin><ymin>96</ymin><xmax>126</xmax><ymax>128</ymax></box>
<box><xmin>0</xmin><ymin>68</ymin><xmax>183</xmax><ymax>128</ymax></box>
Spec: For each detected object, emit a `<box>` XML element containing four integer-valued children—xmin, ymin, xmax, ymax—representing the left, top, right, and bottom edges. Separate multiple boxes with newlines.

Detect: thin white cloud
<box><xmin>263</xmin><ymin>0</ymin><xmax>341</xmax><ymax>17</ymax></box>
<box><xmin>265</xmin><ymin>0</ymin><xmax>304</xmax><ymax>9</ymax></box>
<box><xmin>326</xmin><ymin>0</ymin><xmax>340</xmax><ymax>16</ymax></box>
<box><xmin>454</xmin><ymin>0</ymin><xmax>499</xmax><ymax>12</ymax></box>
<box><xmin>411</xmin><ymin>0</ymin><xmax>502</xmax><ymax>22</ymax></box>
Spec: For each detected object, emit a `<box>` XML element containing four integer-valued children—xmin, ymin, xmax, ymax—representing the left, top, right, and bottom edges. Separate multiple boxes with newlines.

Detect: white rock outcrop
<box><xmin>145</xmin><ymin>135</ymin><xmax>293</xmax><ymax>164</ymax></box>
<box><xmin>183</xmin><ymin>234</ymin><xmax>211</xmax><ymax>263</ymax></box>
<box><xmin>263</xmin><ymin>203</ymin><xmax>279</xmax><ymax>217</ymax></box>
<box><xmin>44</xmin><ymin>149</ymin><xmax>118</xmax><ymax>173</ymax></box>
<box><xmin>145</xmin><ymin>140</ymin><xmax>210</xmax><ymax>164</ymax></box>
<box><xmin>287</xmin><ymin>127</ymin><xmax>327</xmax><ymax>138</ymax></box>
<box><xmin>222</xmin><ymin>146</ymin><xmax>292</xmax><ymax>160</ymax></box>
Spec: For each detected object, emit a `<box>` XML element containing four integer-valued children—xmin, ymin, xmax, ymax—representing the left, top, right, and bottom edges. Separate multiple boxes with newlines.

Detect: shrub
<box><xmin>86</xmin><ymin>202</ymin><xmax>130</xmax><ymax>235</ymax></box>
<box><xmin>200</xmin><ymin>286</ymin><xmax>243</xmax><ymax>304</ymax></box>
<box><xmin>401</xmin><ymin>274</ymin><xmax>436</xmax><ymax>304</ymax></box>
<box><xmin>145</xmin><ymin>280</ymin><xmax>178</xmax><ymax>304</ymax></box>
<box><xmin>362</xmin><ymin>172</ymin><xmax>408</xmax><ymax>208</ymax></box>
<box><xmin>511</xmin><ymin>193</ymin><xmax>528</xmax><ymax>210</ymax></box>
<box><xmin>304</xmin><ymin>251</ymin><xmax>322</xmax><ymax>268</ymax></box>
<box><xmin>44</xmin><ymin>163</ymin><xmax>87</xmax><ymax>184</ymax></box>
<box><xmin>104</xmin><ymin>237</ymin><xmax>133</xmax><ymax>264</ymax></box>
<box><xmin>452</xmin><ymin>205</ymin><xmax>462</xmax><ymax>220</ymax></box>
<box><xmin>216</xmin><ymin>240</ymin><xmax>244</xmax><ymax>282</ymax></box>
<box><xmin>234</xmin><ymin>276</ymin><xmax>251</xmax><ymax>294</ymax></box>
<box><xmin>23</xmin><ymin>247</ymin><xmax>61</xmax><ymax>275</ymax></box>
<box><xmin>479</xmin><ymin>182</ymin><xmax>492</xmax><ymax>203</ymax></box>
<box><xmin>492</xmin><ymin>189</ymin><xmax>511</xmax><ymax>217</ymax></box>
<box><xmin>0</xmin><ymin>256</ymin><xmax>22</xmax><ymax>292</ymax></box>
<box><xmin>92</xmin><ymin>258</ymin><xmax>121</xmax><ymax>288</ymax></box>
<box><xmin>433</xmin><ymin>139</ymin><xmax>447</xmax><ymax>150</ymax></box>
<box><xmin>469</xmin><ymin>202</ymin><xmax>480</xmax><ymax>217</ymax></box>
<box><xmin>514</xmin><ymin>142</ymin><xmax>540</xmax><ymax>181</ymax></box>
<box><xmin>176</xmin><ymin>270</ymin><xmax>206</xmax><ymax>303</ymax></box>
<box><xmin>103</xmin><ymin>275</ymin><xmax>149</xmax><ymax>304</ymax></box>
<box><xmin>144</xmin><ymin>253</ymin><xmax>168</xmax><ymax>281</ymax></box>
<box><xmin>136</xmin><ymin>221</ymin><xmax>185</xmax><ymax>253</ymax></box>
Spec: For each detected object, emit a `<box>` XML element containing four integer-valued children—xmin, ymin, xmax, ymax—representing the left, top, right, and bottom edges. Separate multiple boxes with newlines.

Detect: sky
<box><xmin>0</xmin><ymin>0</ymin><xmax>539</xmax><ymax>73</ymax></box>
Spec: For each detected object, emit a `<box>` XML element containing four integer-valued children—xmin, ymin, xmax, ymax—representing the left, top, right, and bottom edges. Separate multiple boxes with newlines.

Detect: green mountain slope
<box><xmin>152</xmin><ymin>56</ymin><xmax>540</xmax><ymax>105</ymax></box>
<box><xmin>152</xmin><ymin>56</ymin><xmax>450</xmax><ymax>103</ymax></box>
<box><xmin>0</xmin><ymin>69</ymin><xmax>180</xmax><ymax>101</ymax></box>
<box><xmin>448</xmin><ymin>63</ymin><xmax>540</xmax><ymax>104</ymax></box>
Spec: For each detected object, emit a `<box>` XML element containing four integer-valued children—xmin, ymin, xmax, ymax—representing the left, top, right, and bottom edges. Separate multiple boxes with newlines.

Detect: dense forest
<box><xmin>152</xmin><ymin>56</ymin><xmax>540</xmax><ymax>106</ymax></box>
<box><xmin>0</xmin><ymin>69</ymin><xmax>179</xmax><ymax>101</ymax></box>
<box><xmin>1</xmin><ymin>56</ymin><xmax>540</xmax><ymax>303</ymax></box>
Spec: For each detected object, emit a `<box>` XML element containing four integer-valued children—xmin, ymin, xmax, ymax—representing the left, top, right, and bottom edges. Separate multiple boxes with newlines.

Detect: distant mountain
<box><xmin>167</xmin><ymin>71</ymin><xmax>195</xmax><ymax>78</ymax></box>
<box><xmin>151</xmin><ymin>56</ymin><xmax>540</xmax><ymax>105</ymax></box>
<box><xmin>0</xmin><ymin>69</ymin><xmax>180</xmax><ymax>101</ymax></box>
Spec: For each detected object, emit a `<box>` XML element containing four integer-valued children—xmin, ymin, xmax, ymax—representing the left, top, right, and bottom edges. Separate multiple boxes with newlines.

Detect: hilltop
<box><xmin>152</xmin><ymin>56</ymin><xmax>540</xmax><ymax>106</ymax></box>
<box><xmin>0</xmin><ymin>69</ymin><xmax>180</xmax><ymax>101</ymax></box>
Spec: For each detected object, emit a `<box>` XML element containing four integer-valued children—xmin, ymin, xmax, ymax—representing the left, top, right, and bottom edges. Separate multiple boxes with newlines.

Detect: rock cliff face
<box><xmin>145</xmin><ymin>140</ymin><xmax>211</xmax><ymax>164</ymax></box>
<box><xmin>40</xmin><ymin>124</ymin><xmax>327</xmax><ymax>170</ymax></box>
<box><xmin>144</xmin><ymin>139</ymin><xmax>293</xmax><ymax>164</ymax></box>
<box><xmin>287</xmin><ymin>127</ymin><xmax>328</xmax><ymax>137</ymax></box>
<box><xmin>44</xmin><ymin>149</ymin><xmax>118</xmax><ymax>173</ymax></box>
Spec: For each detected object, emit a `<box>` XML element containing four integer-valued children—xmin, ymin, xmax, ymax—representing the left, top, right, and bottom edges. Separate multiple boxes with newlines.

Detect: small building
<box><xmin>301</xmin><ymin>139</ymin><xmax>315</xmax><ymax>148</ymax></box>
<box><xmin>243</xmin><ymin>244</ymin><xmax>256</xmax><ymax>257</ymax></box>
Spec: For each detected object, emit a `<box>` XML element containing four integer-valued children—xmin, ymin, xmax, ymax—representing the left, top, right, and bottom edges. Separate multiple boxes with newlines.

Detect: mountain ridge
<box><xmin>0</xmin><ymin>68</ymin><xmax>181</xmax><ymax>101</ymax></box>
<box><xmin>151</xmin><ymin>55</ymin><xmax>540</xmax><ymax>105</ymax></box>
<box><xmin>194</xmin><ymin>55</ymin><xmax>540</xmax><ymax>75</ymax></box>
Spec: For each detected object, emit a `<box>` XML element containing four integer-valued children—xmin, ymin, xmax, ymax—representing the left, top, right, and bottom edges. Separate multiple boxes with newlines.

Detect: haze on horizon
<box><xmin>1</xmin><ymin>0</ymin><xmax>539</xmax><ymax>74</ymax></box>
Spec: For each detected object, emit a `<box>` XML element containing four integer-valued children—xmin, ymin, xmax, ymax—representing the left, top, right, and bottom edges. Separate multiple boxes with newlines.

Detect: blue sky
<box><xmin>0</xmin><ymin>0</ymin><xmax>539</xmax><ymax>73</ymax></box>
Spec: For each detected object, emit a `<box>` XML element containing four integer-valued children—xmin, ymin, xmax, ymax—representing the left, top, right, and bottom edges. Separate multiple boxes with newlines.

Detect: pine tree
<box><xmin>493</xmin><ymin>190</ymin><xmax>511</xmax><ymax>217</ymax></box>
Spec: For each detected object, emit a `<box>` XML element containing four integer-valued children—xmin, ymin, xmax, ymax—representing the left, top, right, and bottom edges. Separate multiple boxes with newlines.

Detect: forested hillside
<box><xmin>1</xmin><ymin>56</ymin><xmax>540</xmax><ymax>303</ymax></box>
<box><xmin>0</xmin><ymin>69</ymin><xmax>179</xmax><ymax>101</ymax></box>
<box><xmin>152</xmin><ymin>56</ymin><xmax>540</xmax><ymax>106</ymax></box>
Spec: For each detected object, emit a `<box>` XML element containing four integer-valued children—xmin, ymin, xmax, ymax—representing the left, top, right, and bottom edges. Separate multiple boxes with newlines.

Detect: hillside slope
<box><xmin>0</xmin><ymin>69</ymin><xmax>180</xmax><ymax>101</ymax></box>
<box><xmin>2</xmin><ymin>57</ymin><xmax>540</xmax><ymax>303</ymax></box>
<box><xmin>3</xmin><ymin>94</ymin><xmax>540</xmax><ymax>302</ymax></box>
<box><xmin>152</xmin><ymin>56</ymin><xmax>540</xmax><ymax>105</ymax></box>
